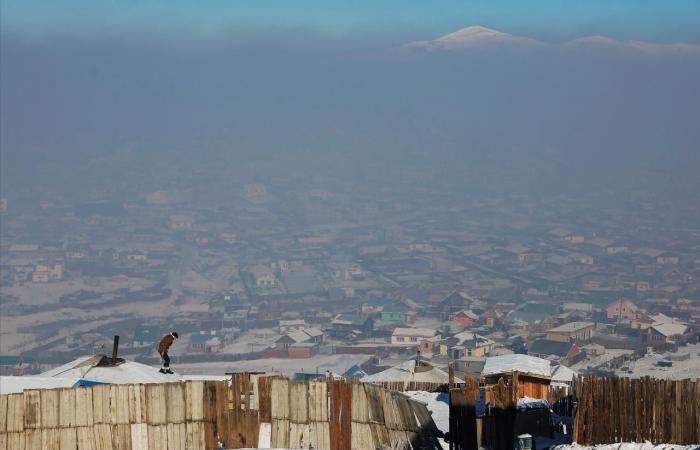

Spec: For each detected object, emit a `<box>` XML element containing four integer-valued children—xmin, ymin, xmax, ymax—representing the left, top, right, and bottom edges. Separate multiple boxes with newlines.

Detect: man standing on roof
<box><xmin>158</xmin><ymin>332</ymin><xmax>178</xmax><ymax>374</ymax></box>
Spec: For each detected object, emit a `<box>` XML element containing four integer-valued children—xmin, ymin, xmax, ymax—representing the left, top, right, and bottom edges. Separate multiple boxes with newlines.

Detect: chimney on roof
<box><xmin>111</xmin><ymin>335</ymin><xmax>120</xmax><ymax>364</ymax></box>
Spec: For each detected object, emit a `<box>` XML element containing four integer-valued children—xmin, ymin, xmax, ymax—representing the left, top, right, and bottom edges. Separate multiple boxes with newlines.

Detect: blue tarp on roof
<box><xmin>72</xmin><ymin>379</ymin><xmax>110</xmax><ymax>388</ymax></box>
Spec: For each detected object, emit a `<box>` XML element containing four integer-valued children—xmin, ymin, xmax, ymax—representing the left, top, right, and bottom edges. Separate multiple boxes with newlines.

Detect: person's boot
<box><xmin>159</xmin><ymin>368</ymin><xmax>167</xmax><ymax>374</ymax></box>
<box><xmin>165</xmin><ymin>369</ymin><xmax>174</xmax><ymax>374</ymax></box>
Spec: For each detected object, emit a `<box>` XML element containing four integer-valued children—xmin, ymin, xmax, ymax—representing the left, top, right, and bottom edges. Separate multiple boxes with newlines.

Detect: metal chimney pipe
<box><xmin>111</xmin><ymin>335</ymin><xmax>120</xmax><ymax>364</ymax></box>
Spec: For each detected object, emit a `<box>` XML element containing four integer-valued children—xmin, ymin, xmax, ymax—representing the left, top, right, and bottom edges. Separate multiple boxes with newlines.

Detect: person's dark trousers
<box><xmin>162</xmin><ymin>353</ymin><xmax>170</xmax><ymax>368</ymax></box>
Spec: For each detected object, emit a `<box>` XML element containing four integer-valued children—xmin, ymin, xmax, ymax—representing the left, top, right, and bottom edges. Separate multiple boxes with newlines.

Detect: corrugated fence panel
<box><xmin>24</xmin><ymin>428</ymin><xmax>41</xmax><ymax>450</ymax></box>
<box><xmin>77</xmin><ymin>426</ymin><xmax>95</xmax><ymax>450</ymax></box>
<box><xmin>289</xmin><ymin>422</ymin><xmax>311</xmax><ymax>448</ymax></box>
<box><xmin>128</xmin><ymin>385</ymin><xmax>147</xmax><ymax>424</ymax></box>
<box><xmin>129</xmin><ymin>423</ymin><xmax>148</xmax><ymax>450</ymax></box>
<box><xmin>185</xmin><ymin>381</ymin><xmax>204</xmax><ymax>422</ymax></box>
<box><xmin>271</xmin><ymin>418</ymin><xmax>289</xmax><ymax>448</ymax></box>
<box><xmin>59</xmin><ymin>427</ymin><xmax>77</xmax><ymax>450</ymax></box>
<box><xmin>370</xmin><ymin>423</ymin><xmax>389</xmax><ymax>449</ymax></box>
<box><xmin>5</xmin><ymin>432</ymin><xmax>23</xmax><ymax>450</ymax></box>
<box><xmin>58</xmin><ymin>389</ymin><xmax>77</xmax><ymax>428</ymax></box>
<box><xmin>146</xmin><ymin>384</ymin><xmax>167</xmax><ymax>425</ymax></box>
<box><xmin>310</xmin><ymin>421</ymin><xmax>331</xmax><ymax>450</ymax></box>
<box><xmin>75</xmin><ymin>387</ymin><xmax>94</xmax><ymax>427</ymax></box>
<box><xmin>147</xmin><ymin>425</ymin><xmax>168</xmax><ymax>450</ymax></box>
<box><xmin>23</xmin><ymin>390</ymin><xmax>41</xmax><ymax>429</ymax></box>
<box><xmin>381</xmin><ymin>390</ymin><xmax>399</xmax><ymax>430</ymax></box>
<box><xmin>350</xmin><ymin>422</ymin><xmax>373</xmax><ymax>450</ymax></box>
<box><xmin>185</xmin><ymin>421</ymin><xmax>205</xmax><ymax>450</ymax></box>
<box><xmin>41</xmin><ymin>428</ymin><xmax>60</xmax><ymax>450</ymax></box>
<box><xmin>289</xmin><ymin>382</ymin><xmax>309</xmax><ymax>424</ymax></box>
<box><xmin>271</xmin><ymin>379</ymin><xmax>290</xmax><ymax>420</ymax></box>
<box><xmin>5</xmin><ymin>395</ymin><xmax>24</xmax><ymax>432</ymax></box>
<box><xmin>0</xmin><ymin>433</ymin><xmax>6</xmax><ymax>450</ymax></box>
<box><xmin>91</xmin><ymin>386</ymin><xmax>111</xmax><ymax>425</ymax></box>
<box><xmin>166</xmin><ymin>384</ymin><xmax>186</xmax><ymax>424</ymax></box>
<box><xmin>351</xmin><ymin>384</ymin><xmax>369</xmax><ymax>423</ymax></box>
<box><xmin>111</xmin><ymin>424</ymin><xmax>131</xmax><ymax>450</ymax></box>
<box><xmin>92</xmin><ymin>424</ymin><xmax>112</xmax><ymax>450</ymax></box>
<box><xmin>41</xmin><ymin>389</ymin><xmax>59</xmax><ymax>429</ymax></box>
<box><xmin>166</xmin><ymin>423</ymin><xmax>186</xmax><ymax>450</ymax></box>
<box><xmin>110</xmin><ymin>385</ymin><xmax>131</xmax><ymax>425</ymax></box>
<box><xmin>395</xmin><ymin>394</ymin><xmax>417</xmax><ymax>431</ymax></box>
<box><xmin>308</xmin><ymin>381</ymin><xmax>328</xmax><ymax>422</ymax></box>
<box><xmin>365</xmin><ymin>384</ymin><xmax>385</xmax><ymax>425</ymax></box>
<box><xmin>0</xmin><ymin>395</ymin><xmax>7</xmax><ymax>433</ymax></box>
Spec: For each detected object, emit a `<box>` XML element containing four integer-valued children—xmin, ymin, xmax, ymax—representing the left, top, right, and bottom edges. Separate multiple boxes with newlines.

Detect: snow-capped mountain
<box><xmin>404</xmin><ymin>26</ymin><xmax>700</xmax><ymax>55</ymax></box>
<box><xmin>404</xmin><ymin>26</ymin><xmax>542</xmax><ymax>52</ymax></box>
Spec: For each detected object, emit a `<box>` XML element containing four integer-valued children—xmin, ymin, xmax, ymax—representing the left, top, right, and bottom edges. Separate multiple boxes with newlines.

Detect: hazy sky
<box><xmin>3</xmin><ymin>0</ymin><xmax>700</xmax><ymax>43</ymax></box>
<box><xmin>1</xmin><ymin>1</ymin><xmax>699</xmax><ymax>197</ymax></box>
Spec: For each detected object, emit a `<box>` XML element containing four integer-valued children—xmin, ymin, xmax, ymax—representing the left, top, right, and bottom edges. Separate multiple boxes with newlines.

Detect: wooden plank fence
<box><xmin>0</xmin><ymin>374</ymin><xmax>442</xmax><ymax>450</ymax></box>
<box><xmin>573</xmin><ymin>376</ymin><xmax>700</xmax><ymax>445</ymax></box>
<box><xmin>448</xmin><ymin>375</ymin><xmax>480</xmax><ymax>450</ymax></box>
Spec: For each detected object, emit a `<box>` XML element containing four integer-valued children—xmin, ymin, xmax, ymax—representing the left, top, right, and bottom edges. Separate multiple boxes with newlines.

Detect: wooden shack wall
<box><xmin>0</xmin><ymin>381</ymin><xmax>210</xmax><ymax>450</ymax></box>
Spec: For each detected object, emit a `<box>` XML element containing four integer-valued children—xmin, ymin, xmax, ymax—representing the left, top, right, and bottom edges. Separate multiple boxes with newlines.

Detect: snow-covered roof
<box><xmin>391</xmin><ymin>327</ymin><xmax>438</xmax><ymax>338</ymax></box>
<box><xmin>0</xmin><ymin>376</ymin><xmax>81</xmax><ymax>394</ymax></box>
<box><xmin>650</xmin><ymin>323</ymin><xmax>687</xmax><ymax>337</ymax></box>
<box><xmin>551</xmin><ymin>364</ymin><xmax>577</xmax><ymax>383</ymax></box>
<box><xmin>39</xmin><ymin>355</ymin><xmax>182</xmax><ymax>384</ymax></box>
<box><xmin>361</xmin><ymin>360</ymin><xmax>463</xmax><ymax>385</ymax></box>
<box><xmin>547</xmin><ymin>322</ymin><xmax>594</xmax><ymax>333</ymax></box>
<box><xmin>482</xmin><ymin>354</ymin><xmax>551</xmax><ymax>378</ymax></box>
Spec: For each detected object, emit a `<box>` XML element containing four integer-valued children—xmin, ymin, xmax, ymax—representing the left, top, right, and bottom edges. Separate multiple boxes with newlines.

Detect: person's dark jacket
<box><xmin>158</xmin><ymin>334</ymin><xmax>175</xmax><ymax>355</ymax></box>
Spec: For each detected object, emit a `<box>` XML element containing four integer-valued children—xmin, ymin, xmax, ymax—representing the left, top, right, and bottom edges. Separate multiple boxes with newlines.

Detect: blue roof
<box><xmin>72</xmin><ymin>379</ymin><xmax>110</xmax><ymax>388</ymax></box>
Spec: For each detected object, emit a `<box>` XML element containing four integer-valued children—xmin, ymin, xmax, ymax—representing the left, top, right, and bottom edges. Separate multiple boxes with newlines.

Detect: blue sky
<box><xmin>3</xmin><ymin>0</ymin><xmax>700</xmax><ymax>43</ymax></box>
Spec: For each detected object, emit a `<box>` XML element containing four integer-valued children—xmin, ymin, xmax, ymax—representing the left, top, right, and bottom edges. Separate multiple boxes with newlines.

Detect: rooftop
<box><xmin>547</xmin><ymin>321</ymin><xmax>595</xmax><ymax>333</ymax></box>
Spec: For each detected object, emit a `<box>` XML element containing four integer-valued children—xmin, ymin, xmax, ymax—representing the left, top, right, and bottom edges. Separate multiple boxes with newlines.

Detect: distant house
<box><xmin>545</xmin><ymin>322</ymin><xmax>595</xmax><ymax>343</ymax></box>
<box><xmin>32</xmin><ymin>262</ymin><xmax>63</xmax><ymax>283</ymax></box>
<box><xmin>480</xmin><ymin>309</ymin><xmax>503</xmax><ymax>328</ymax></box>
<box><xmin>643</xmin><ymin>323</ymin><xmax>688</xmax><ymax>350</ymax></box>
<box><xmin>528</xmin><ymin>339</ymin><xmax>582</xmax><ymax>364</ymax></box>
<box><xmin>188</xmin><ymin>332</ymin><xmax>224</xmax><ymax>353</ymax></box>
<box><xmin>276</xmin><ymin>328</ymin><xmax>325</xmax><ymax>350</ymax></box>
<box><xmin>391</xmin><ymin>327</ymin><xmax>439</xmax><ymax>346</ymax></box>
<box><xmin>391</xmin><ymin>328</ymin><xmax>441</xmax><ymax>354</ymax></box>
<box><xmin>380</xmin><ymin>304</ymin><xmax>408</xmax><ymax>322</ymax></box>
<box><xmin>329</xmin><ymin>314</ymin><xmax>374</xmax><ymax>339</ymax></box>
<box><xmin>449</xmin><ymin>310</ymin><xmax>479</xmax><ymax>328</ymax></box>
<box><xmin>444</xmin><ymin>331</ymin><xmax>495</xmax><ymax>358</ymax></box>
<box><xmin>250</xmin><ymin>265</ymin><xmax>276</xmax><ymax>289</ymax></box>
<box><xmin>361</xmin><ymin>298</ymin><xmax>394</xmax><ymax>315</ymax></box>
<box><xmin>132</xmin><ymin>325</ymin><xmax>159</xmax><ymax>348</ymax></box>
<box><xmin>279</xmin><ymin>319</ymin><xmax>306</xmax><ymax>334</ymax></box>
<box><xmin>169</xmin><ymin>215</ymin><xmax>194</xmax><ymax>230</ymax></box>
<box><xmin>0</xmin><ymin>355</ymin><xmax>35</xmax><ymax>376</ymax></box>
<box><xmin>482</xmin><ymin>354</ymin><xmax>553</xmax><ymax>401</ymax></box>
<box><xmin>564</xmin><ymin>235</ymin><xmax>585</xmax><ymax>244</ymax></box>
<box><xmin>435</xmin><ymin>291</ymin><xmax>473</xmax><ymax>320</ymax></box>
<box><xmin>607</xmin><ymin>299</ymin><xmax>640</xmax><ymax>321</ymax></box>
<box><xmin>656</xmin><ymin>255</ymin><xmax>679</xmax><ymax>265</ymax></box>
<box><xmin>288</xmin><ymin>342</ymin><xmax>319</xmax><ymax>358</ymax></box>
<box><xmin>506</xmin><ymin>302</ymin><xmax>558</xmax><ymax>325</ymax></box>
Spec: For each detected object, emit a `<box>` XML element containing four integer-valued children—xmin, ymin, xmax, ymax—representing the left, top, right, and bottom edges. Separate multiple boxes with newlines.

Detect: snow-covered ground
<box><xmin>404</xmin><ymin>391</ymin><xmax>449</xmax><ymax>433</ymax></box>
<box><xmin>615</xmin><ymin>344</ymin><xmax>700</xmax><ymax>380</ymax></box>
<box><xmin>553</xmin><ymin>444</ymin><xmax>700</xmax><ymax>450</ymax></box>
<box><xmin>175</xmin><ymin>354</ymin><xmax>371</xmax><ymax>377</ymax></box>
